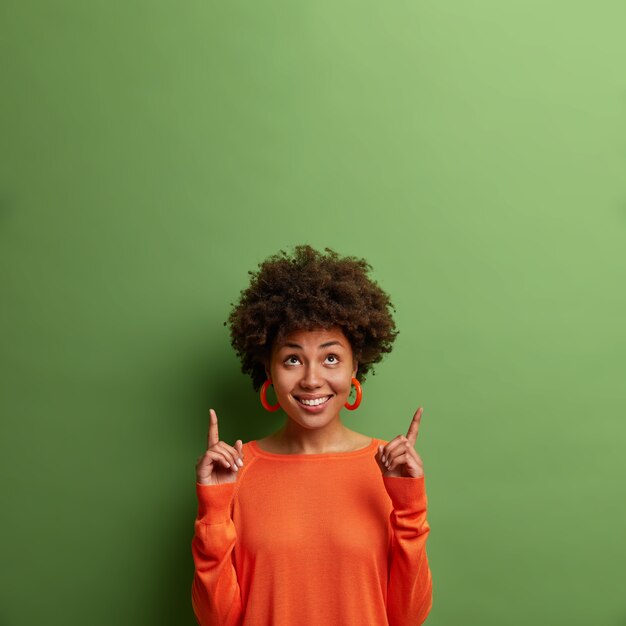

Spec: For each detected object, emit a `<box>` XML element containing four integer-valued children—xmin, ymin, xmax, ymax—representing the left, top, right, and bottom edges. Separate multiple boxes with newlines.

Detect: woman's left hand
<box><xmin>377</xmin><ymin>407</ymin><xmax>425</xmax><ymax>478</ymax></box>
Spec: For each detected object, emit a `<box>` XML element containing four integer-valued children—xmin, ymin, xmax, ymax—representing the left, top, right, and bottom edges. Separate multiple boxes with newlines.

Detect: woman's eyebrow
<box><xmin>282</xmin><ymin>341</ymin><xmax>343</xmax><ymax>349</ymax></box>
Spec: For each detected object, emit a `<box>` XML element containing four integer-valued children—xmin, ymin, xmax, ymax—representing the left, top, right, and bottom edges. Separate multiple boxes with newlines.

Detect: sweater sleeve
<box><xmin>382</xmin><ymin>475</ymin><xmax>433</xmax><ymax>626</ymax></box>
<box><xmin>191</xmin><ymin>481</ymin><xmax>242</xmax><ymax>626</ymax></box>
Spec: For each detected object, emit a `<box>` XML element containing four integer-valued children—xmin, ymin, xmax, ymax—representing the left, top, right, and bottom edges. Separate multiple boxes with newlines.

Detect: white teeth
<box><xmin>298</xmin><ymin>396</ymin><xmax>331</xmax><ymax>406</ymax></box>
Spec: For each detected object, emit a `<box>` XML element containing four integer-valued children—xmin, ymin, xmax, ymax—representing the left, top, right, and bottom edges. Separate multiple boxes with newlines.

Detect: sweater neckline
<box><xmin>249</xmin><ymin>437</ymin><xmax>379</xmax><ymax>460</ymax></box>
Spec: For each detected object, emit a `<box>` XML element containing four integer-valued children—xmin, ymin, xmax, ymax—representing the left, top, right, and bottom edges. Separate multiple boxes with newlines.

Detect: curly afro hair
<box><xmin>225</xmin><ymin>244</ymin><xmax>399</xmax><ymax>391</ymax></box>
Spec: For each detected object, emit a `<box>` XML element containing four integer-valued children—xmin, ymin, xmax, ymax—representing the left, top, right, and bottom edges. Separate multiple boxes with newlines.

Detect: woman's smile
<box><xmin>293</xmin><ymin>394</ymin><xmax>335</xmax><ymax>411</ymax></box>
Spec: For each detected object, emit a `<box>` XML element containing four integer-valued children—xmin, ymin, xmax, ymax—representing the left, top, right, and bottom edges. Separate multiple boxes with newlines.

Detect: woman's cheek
<box><xmin>332</xmin><ymin>372</ymin><xmax>353</xmax><ymax>396</ymax></box>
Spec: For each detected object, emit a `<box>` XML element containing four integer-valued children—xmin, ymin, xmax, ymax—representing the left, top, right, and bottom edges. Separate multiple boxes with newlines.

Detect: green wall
<box><xmin>1</xmin><ymin>2</ymin><xmax>625</xmax><ymax>625</ymax></box>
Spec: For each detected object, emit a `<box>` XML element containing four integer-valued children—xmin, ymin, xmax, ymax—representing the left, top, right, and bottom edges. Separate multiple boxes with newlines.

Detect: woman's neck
<box><xmin>261</xmin><ymin>421</ymin><xmax>368</xmax><ymax>455</ymax></box>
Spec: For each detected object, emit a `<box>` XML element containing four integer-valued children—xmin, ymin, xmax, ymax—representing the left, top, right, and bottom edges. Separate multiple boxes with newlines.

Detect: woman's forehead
<box><xmin>276</xmin><ymin>326</ymin><xmax>349</xmax><ymax>348</ymax></box>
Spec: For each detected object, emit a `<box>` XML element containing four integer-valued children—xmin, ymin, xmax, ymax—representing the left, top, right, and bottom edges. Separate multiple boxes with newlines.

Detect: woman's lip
<box><xmin>294</xmin><ymin>394</ymin><xmax>333</xmax><ymax>400</ymax></box>
<box><xmin>294</xmin><ymin>395</ymin><xmax>333</xmax><ymax>408</ymax></box>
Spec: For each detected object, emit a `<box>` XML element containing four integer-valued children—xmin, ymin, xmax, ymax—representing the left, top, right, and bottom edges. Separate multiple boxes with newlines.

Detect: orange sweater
<box><xmin>191</xmin><ymin>438</ymin><xmax>433</xmax><ymax>626</ymax></box>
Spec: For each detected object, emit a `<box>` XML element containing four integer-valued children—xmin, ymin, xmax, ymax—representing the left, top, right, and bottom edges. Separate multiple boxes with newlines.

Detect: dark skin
<box><xmin>195</xmin><ymin>328</ymin><xmax>425</xmax><ymax>485</ymax></box>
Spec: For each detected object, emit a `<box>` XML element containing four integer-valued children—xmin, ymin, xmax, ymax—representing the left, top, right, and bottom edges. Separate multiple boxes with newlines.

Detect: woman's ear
<box><xmin>352</xmin><ymin>360</ymin><xmax>358</xmax><ymax>378</ymax></box>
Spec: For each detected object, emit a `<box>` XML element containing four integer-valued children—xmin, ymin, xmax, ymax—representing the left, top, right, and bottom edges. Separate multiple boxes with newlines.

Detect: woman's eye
<box><xmin>325</xmin><ymin>354</ymin><xmax>339</xmax><ymax>364</ymax></box>
<box><xmin>284</xmin><ymin>355</ymin><xmax>300</xmax><ymax>365</ymax></box>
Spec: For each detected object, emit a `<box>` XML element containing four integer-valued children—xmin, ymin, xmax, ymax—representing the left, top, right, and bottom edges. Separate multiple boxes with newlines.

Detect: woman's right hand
<box><xmin>195</xmin><ymin>408</ymin><xmax>245</xmax><ymax>486</ymax></box>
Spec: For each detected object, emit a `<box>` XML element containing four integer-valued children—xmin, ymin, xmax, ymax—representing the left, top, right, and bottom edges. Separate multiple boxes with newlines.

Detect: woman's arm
<box><xmin>191</xmin><ymin>481</ymin><xmax>242</xmax><ymax>626</ymax></box>
<box><xmin>383</xmin><ymin>475</ymin><xmax>433</xmax><ymax>626</ymax></box>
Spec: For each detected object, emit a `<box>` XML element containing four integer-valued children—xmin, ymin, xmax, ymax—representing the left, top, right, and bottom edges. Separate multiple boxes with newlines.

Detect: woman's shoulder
<box><xmin>346</xmin><ymin>432</ymin><xmax>378</xmax><ymax>451</ymax></box>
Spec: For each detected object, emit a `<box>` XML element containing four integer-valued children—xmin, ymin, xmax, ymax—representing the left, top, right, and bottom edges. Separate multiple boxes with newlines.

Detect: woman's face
<box><xmin>266</xmin><ymin>326</ymin><xmax>358</xmax><ymax>427</ymax></box>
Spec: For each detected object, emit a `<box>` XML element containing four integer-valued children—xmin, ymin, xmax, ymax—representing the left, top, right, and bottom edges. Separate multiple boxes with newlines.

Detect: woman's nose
<box><xmin>300</xmin><ymin>364</ymin><xmax>323</xmax><ymax>388</ymax></box>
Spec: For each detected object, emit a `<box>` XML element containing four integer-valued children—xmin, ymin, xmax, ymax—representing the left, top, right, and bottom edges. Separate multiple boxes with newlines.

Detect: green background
<box><xmin>1</xmin><ymin>1</ymin><xmax>625</xmax><ymax>625</ymax></box>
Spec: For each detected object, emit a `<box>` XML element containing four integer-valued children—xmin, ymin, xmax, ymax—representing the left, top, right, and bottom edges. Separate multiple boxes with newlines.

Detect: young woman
<box><xmin>191</xmin><ymin>245</ymin><xmax>433</xmax><ymax>626</ymax></box>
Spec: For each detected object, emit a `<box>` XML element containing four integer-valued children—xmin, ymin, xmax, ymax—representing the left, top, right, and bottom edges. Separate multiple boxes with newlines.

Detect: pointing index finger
<box><xmin>208</xmin><ymin>408</ymin><xmax>219</xmax><ymax>449</ymax></box>
<box><xmin>406</xmin><ymin>407</ymin><xmax>423</xmax><ymax>445</ymax></box>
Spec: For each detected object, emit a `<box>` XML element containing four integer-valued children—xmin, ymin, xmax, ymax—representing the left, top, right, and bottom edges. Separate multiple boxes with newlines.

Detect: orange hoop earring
<box><xmin>344</xmin><ymin>377</ymin><xmax>362</xmax><ymax>410</ymax></box>
<box><xmin>260</xmin><ymin>379</ymin><xmax>281</xmax><ymax>412</ymax></box>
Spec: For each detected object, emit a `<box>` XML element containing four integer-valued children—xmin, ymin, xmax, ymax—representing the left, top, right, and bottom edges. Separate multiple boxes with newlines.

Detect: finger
<box><xmin>406</xmin><ymin>407</ymin><xmax>423</xmax><ymax>445</ymax></box>
<box><xmin>212</xmin><ymin>440</ymin><xmax>241</xmax><ymax>459</ymax></box>
<box><xmin>398</xmin><ymin>445</ymin><xmax>421</xmax><ymax>467</ymax></box>
<box><xmin>377</xmin><ymin>444</ymin><xmax>387</xmax><ymax>465</ymax></box>
<box><xmin>205</xmin><ymin>449</ymin><xmax>235</xmax><ymax>470</ymax></box>
<box><xmin>387</xmin><ymin>450</ymin><xmax>411</xmax><ymax>472</ymax></box>
<box><xmin>379</xmin><ymin>440</ymin><xmax>390</xmax><ymax>462</ymax></box>
<box><xmin>382</xmin><ymin>441</ymin><xmax>412</xmax><ymax>466</ymax></box>
<box><xmin>212</xmin><ymin>441</ymin><xmax>239</xmax><ymax>470</ymax></box>
<box><xmin>207</xmin><ymin>409</ymin><xmax>219</xmax><ymax>449</ymax></box>
<box><xmin>197</xmin><ymin>449</ymin><xmax>227</xmax><ymax>470</ymax></box>
<box><xmin>382</xmin><ymin>436</ymin><xmax>411</xmax><ymax>461</ymax></box>
<box><xmin>235</xmin><ymin>440</ymin><xmax>245</xmax><ymax>463</ymax></box>
<box><xmin>218</xmin><ymin>440</ymin><xmax>244</xmax><ymax>467</ymax></box>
